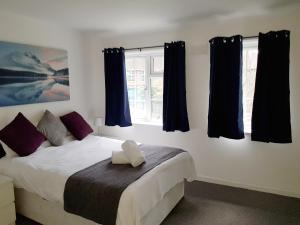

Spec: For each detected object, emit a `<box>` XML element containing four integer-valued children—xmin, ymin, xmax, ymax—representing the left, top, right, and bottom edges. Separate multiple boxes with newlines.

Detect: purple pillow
<box><xmin>60</xmin><ymin>111</ymin><xmax>93</xmax><ymax>140</ymax></box>
<box><xmin>0</xmin><ymin>113</ymin><xmax>45</xmax><ymax>157</ymax></box>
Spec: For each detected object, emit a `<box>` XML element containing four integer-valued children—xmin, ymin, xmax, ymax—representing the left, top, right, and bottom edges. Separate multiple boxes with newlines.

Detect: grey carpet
<box><xmin>17</xmin><ymin>181</ymin><xmax>300</xmax><ymax>225</ymax></box>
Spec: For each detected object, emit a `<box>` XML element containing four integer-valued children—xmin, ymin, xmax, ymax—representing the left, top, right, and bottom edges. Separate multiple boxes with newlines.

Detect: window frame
<box><xmin>125</xmin><ymin>49</ymin><xmax>164</xmax><ymax>125</ymax></box>
<box><xmin>150</xmin><ymin>55</ymin><xmax>164</xmax><ymax>75</ymax></box>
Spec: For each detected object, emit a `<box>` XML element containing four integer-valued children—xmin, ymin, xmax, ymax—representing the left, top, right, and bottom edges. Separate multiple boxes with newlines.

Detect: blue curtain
<box><xmin>208</xmin><ymin>35</ymin><xmax>244</xmax><ymax>139</ymax></box>
<box><xmin>104</xmin><ymin>48</ymin><xmax>132</xmax><ymax>127</ymax></box>
<box><xmin>163</xmin><ymin>41</ymin><xmax>190</xmax><ymax>132</ymax></box>
<box><xmin>251</xmin><ymin>30</ymin><xmax>292</xmax><ymax>143</ymax></box>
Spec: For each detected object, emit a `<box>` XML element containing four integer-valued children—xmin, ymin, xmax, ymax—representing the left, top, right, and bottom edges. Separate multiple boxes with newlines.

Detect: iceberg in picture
<box><xmin>0</xmin><ymin>41</ymin><xmax>70</xmax><ymax>107</ymax></box>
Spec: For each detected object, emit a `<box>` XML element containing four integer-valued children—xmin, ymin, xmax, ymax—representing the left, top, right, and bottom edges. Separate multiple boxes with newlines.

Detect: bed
<box><xmin>0</xmin><ymin>135</ymin><xmax>196</xmax><ymax>225</ymax></box>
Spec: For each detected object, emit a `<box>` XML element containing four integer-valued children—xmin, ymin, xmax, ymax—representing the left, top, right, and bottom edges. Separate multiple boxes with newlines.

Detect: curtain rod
<box><xmin>243</xmin><ymin>35</ymin><xmax>258</xmax><ymax>39</ymax></box>
<box><xmin>101</xmin><ymin>35</ymin><xmax>258</xmax><ymax>53</ymax></box>
<box><xmin>102</xmin><ymin>45</ymin><xmax>164</xmax><ymax>53</ymax></box>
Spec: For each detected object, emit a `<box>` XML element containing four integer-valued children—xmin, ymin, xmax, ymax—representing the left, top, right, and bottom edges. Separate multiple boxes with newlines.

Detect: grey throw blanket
<box><xmin>64</xmin><ymin>144</ymin><xmax>184</xmax><ymax>225</ymax></box>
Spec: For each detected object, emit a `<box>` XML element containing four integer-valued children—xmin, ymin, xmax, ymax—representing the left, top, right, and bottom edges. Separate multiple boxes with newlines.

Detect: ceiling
<box><xmin>0</xmin><ymin>0</ymin><xmax>299</xmax><ymax>35</ymax></box>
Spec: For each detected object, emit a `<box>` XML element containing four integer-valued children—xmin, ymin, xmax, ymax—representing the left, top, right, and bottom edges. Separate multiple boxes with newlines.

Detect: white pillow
<box><xmin>0</xmin><ymin>140</ymin><xmax>17</xmax><ymax>158</ymax></box>
<box><xmin>63</xmin><ymin>135</ymin><xmax>76</xmax><ymax>145</ymax></box>
<box><xmin>38</xmin><ymin>140</ymin><xmax>51</xmax><ymax>149</ymax></box>
<box><xmin>0</xmin><ymin>140</ymin><xmax>51</xmax><ymax>157</ymax></box>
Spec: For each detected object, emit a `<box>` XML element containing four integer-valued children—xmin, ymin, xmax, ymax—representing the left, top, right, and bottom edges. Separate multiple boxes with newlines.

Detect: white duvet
<box><xmin>0</xmin><ymin>135</ymin><xmax>196</xmax><ymax>225</ymax></box>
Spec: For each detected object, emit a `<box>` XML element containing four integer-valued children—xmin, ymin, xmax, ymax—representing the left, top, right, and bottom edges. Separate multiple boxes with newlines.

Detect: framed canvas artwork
<box><xmin>0</xmin><ymin>41</ymin><xmax>70</xmax><ymax>107</ymax></box>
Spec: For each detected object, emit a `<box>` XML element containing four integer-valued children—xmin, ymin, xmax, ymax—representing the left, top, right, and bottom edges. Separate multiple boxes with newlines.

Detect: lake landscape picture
<box><xmin>0</xmin><ymin>41</ymin><xmax>70</xmax><ymax>107</ymax></box>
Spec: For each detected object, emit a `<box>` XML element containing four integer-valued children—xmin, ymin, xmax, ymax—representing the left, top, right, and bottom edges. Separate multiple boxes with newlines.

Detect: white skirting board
<box><xmin>197</xmin><ymin>175</ymin><xmax>300</xmax><ymax>199</ymax></box>
<box><xmin>15</xmin><ymin>181</ymin><xmax>184</xmax><ymax>225</ymax></box>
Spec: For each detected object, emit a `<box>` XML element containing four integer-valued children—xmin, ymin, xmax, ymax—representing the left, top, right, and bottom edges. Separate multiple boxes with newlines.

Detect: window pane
<box><xmin>126</xmin><ymin>57</ymin><xmax>146</xmax><ymax>86</ymax></box>
<box><xmin>136</xmin><ymin>69</ymin><xmax>145</xmax><ymax>82</ymax></box>
<box><xmin>127</xmin><ymin>73</ymin><xmax>134</xmax><ymax>81</ymax></box>
<box><xmin>150</xmin><ymin>77</ymin><xmax>163</xmax><ymax>100</ymax></box>
<box><xmin>129</xmin><ymin>101</ymin><xmax>135</xmax><ymax>111</ymax></box>
<box><xmin>151</xmin><ymin>101</ymin><xmax>162</xmax><ymax>123</ymax></box>
<box><xmin>136</xmin><ymin>88</ymin><xmax>146</xmax><ymax>101</ymax></box>
<box><xmin>150</xmin><ymin>77</ymin><xmax>163</xmax><ymax>123</ymax></box>
<box><xmin>152</xmin><ymin>56</ymin><xmax>164</xmax><ymax>73</ymax></box>
<box><xmin>136</xmin><ymin>101</ymin><xmax>145</xmax><ymax>110</ymax></box>
<box><xmin>134</xmin><ymin>101</ymin><xmax>146</xmax><ymax>120</ymax></box>
<box><xmin>126</xmin><ymin>57</ymin><xmax>145</xmax><ymax>71</ymax></box>
<box><xmin>243</xmin><ymin>44</ymin><xmax>258</xmax><ymax>133</ymax></box>
<box><xmin>126</xmin><ymin>57</ymin><xmax>147</xmax><ymax>123</ymax></box>
<box><xmin>127</xmin><ymin>88</ymin><xmax>135</xmax><ymax>101</ymax></box>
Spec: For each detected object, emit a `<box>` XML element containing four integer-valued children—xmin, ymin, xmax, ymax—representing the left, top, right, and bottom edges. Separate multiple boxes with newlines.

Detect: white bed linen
<box><xmin>0</xmin><ymin>135</ymin><xmax>196</xmax><ymax>225</ymax></box>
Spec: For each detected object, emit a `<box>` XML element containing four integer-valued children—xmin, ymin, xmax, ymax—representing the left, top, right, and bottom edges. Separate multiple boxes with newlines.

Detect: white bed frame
<box><xmin>15</xmin><ymin>181</ymin><xmax>184</xmax><ymax>225</ymax></box>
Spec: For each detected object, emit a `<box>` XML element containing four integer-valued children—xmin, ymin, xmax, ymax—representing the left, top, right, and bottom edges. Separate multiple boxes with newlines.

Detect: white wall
<box><xmin>83</xmin><ymin>7</ymin><xmax>300</xmax><ymax>198</ymax></box>
<box><xmin>0</xmin><ymin>12</ymin><xmax>91</xmax><ymax>127</ymax></box>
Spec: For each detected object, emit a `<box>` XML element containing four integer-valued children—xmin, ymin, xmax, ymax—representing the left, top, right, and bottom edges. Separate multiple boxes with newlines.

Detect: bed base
<box><xmin>15</xmin><ymin>181</ymin><xmax>184</xmax><ymax>225</ymax></box>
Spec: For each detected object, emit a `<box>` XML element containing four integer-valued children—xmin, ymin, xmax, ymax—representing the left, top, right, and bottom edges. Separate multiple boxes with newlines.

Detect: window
<box><xmin>242</xmin><ymin>39</ymin><xmax>258</xmax><ymax>133</ymax></box>
<box><xmin>125</xmin><ymin>50</ymin><xmax>164</xmax><ymax>125</ymax></box>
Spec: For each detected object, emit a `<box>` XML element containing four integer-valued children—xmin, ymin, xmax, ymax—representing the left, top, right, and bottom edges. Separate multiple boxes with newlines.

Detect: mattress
<box><xmin>0</xmin><ymin>135</ymin><xmax>196</xmax><ymax>225</ymax></box>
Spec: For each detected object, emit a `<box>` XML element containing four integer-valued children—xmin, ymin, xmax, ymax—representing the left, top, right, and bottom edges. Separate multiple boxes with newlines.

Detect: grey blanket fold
<box><xmin>64</xmin><ymin>144</ymin><xmax>184</xmax><ymax>225</ymax></box>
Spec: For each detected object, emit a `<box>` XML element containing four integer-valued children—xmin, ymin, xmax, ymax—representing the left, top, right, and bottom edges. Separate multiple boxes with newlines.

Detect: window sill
<box><xmin>244</xmin><ymin>132</ymin><xmax>251</xmax><ymax>138</ymax></box>
<box><xmin>132</xmin><ymin>121</ymin><xmax>162</xmax><ymax>127</ymax></box>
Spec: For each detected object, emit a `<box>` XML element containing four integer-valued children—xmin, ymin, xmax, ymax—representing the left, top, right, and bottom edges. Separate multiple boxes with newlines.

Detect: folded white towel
<box><xmin>112</xmin><ymin>151</ymin><xmax>130</xmax><ymax>164</ymax></box>
<box><xmin>122</xmin><ymin>140</ymin><xmax>145</xmax><ymax>167</ymax></box>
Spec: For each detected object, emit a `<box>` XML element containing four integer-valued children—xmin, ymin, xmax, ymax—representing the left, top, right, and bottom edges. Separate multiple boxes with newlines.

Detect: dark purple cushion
<box><xmin>0</xmin><ymin>143</ymin><xmax>5</xmax><ymax>158</ymax></box>
<box><xmin>0</xmin><ymin>113</ymin><xmax>45</xmax><ymax>157</ymax></box>
<box><xmin>60</xmin><ymin>111</ymin><xmax>93</xmax><ymax>140</ymax></box>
